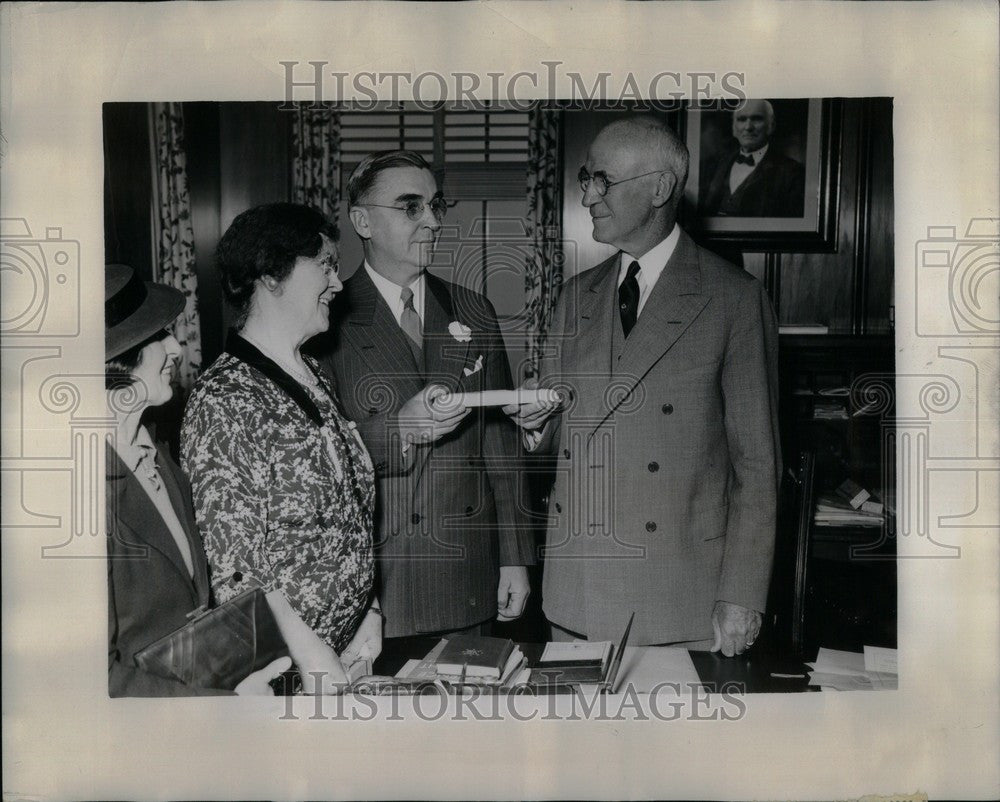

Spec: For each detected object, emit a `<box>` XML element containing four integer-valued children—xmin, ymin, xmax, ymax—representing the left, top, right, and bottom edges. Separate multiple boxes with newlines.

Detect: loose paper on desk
<box><xmin>809</xmin><ymin>671</ymin><xmax>897</xmax><ymax>691</ymax></box>
<box><xmin>613</xmin><ymin>647</ymin><xmax>701</xmax><ymax>693</ymax></box>
<box><xmin>864</xmin><ymin>645</ymin><xmax>898</xmax><ymax>673</ymax></box>
<box><xmin>807</xmin><ymin>646</ymin><xmax>898</xmax><ymax>691</ymax></box>
<box><xmin>808</xmin><ymin>647</ymin><xmax>866</xmax><ymax>675</ymax></box>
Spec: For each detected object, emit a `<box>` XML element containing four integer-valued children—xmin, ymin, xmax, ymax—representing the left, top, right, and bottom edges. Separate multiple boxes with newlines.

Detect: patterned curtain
<box><xmin>150</xmin><ymin>102</ymin><xmax>202</xmax><ymax>390</ymax></box>
<box><xmin>524</xmin><ymin>106</ymin><xmax>564</xmax><ymax>378</ymax></box>
<box><xmin>291</xmin><ymin>104</ymin><xmax>342</xmax><ymax>228</ymax></box>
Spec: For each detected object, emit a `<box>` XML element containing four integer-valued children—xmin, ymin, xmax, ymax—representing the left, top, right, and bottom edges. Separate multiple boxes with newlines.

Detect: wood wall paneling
<box><xmin>776</xmin><ymin>99</ymin><xmax>858</xmax><ymax>332</ymax></box>
<box><xmin>102</xmin><ymin>103</ymin><xmax>154</xmax><ymax>280</ymax></box>
<box><xmin>185</xmin><ymin>103</ymin><xmax>293</xmax><ymax>361</ymax></box>
<box><xmin>183</xmin><ymin>103</ymin><xmax>225</xmax><ymax>364</ymax></box>
<box><xmin>865</xmin><ymin>99</ymin><xmax>895</xmax><ymax>334</ymax></box>
<box><xmin>218</xmin><ymin>103</ymin><xmax>292</xmax><ymax>232</ymax></box>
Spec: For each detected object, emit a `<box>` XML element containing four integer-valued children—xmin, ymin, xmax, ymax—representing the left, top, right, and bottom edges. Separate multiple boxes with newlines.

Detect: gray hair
<box><xmin>601</xmin><ymin>116</ymin><xmax>690</xmax><ymax>206</ymax></box>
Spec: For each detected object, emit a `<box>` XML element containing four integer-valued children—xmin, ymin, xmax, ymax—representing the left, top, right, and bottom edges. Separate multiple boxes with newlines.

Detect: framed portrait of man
<box><xmin>684</xmin><ymin>98</ymin><xmax>842</xmax><ymax>251</ymax></box>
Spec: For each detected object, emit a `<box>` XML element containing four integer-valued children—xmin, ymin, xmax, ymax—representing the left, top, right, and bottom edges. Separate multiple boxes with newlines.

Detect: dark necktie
<box><xmin>618</xmin><ymin>260</ymin><xmax>641</xmax><ymax>338</ymax></box>
<box><xmin>735</xmin><ymin>152</ymin><xmax>756</xmax><ymax>166</ymax></box>
<box><xmin>399</xmin><ymin>286</ymin><xmax>423</xmax><ymax>364</ymax></box>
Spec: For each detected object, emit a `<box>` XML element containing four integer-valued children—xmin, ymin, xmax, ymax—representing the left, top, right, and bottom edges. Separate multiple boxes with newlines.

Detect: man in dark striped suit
<box><xmin>313</xmin><ymin>150</ymin><xmax>534</xmax><ymax>642</ymax></box>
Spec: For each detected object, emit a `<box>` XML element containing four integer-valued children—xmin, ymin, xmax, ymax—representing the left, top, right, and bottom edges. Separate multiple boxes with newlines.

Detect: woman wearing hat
<box><xmin>105</xmin><ymin>264</ymin><xmax>291</xmax><ymax>696</ymax></box>
<box><xmin>181</xmin><ymin>204</ymin><xmax>379</xmax><ymax>696</ymax></box>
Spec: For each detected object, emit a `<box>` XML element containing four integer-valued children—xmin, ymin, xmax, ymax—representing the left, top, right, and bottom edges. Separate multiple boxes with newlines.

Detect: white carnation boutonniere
<box><xmin>448</xmin><ymin>321</ymin><xmax>473</xmax><ymax>343</ymax></box>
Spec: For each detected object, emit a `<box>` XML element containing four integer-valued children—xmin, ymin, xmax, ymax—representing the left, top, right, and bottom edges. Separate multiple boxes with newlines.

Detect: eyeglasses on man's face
<box><xmin>578</xmin><ymin>167</ymin><xmax>667</xmax><ymax>197</ymax></box>
<box><xmin>360</xmin><ymin>196</ymin><xmax>448</xmax><ymax>222</ymax></box>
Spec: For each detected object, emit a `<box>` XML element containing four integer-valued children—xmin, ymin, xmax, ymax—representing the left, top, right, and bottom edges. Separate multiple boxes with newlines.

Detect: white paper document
<box><xmin>539</xmin><ymin>640</ymin><xmax>611</xmax><ymax>663</ymax></box>
<box><xmin>807</xmin><ymin>646</ymin><xmax>898</xmax><ymax>691</ymax></box>
<box><xmin>864</xmin><ymin>645</ymin><xmax>898</xmax><ymax>674</ymax></box>
<box><xmin>434</xmin><ymin>388</ymin><xmax>562</xmax><ymax>408</ymax></box>
<box><xmin>613</xmin><ymin>647</ymin><xmax>702</xmax><ymax>693</ymax></box>
<box><xmin>807</xmin><ymin>647</ymin><xmax>867</xmax><ymax>675</ymax></box>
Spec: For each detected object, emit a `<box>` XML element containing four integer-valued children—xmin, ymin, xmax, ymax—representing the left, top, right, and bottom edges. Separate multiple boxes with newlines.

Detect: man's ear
<box><xmin>651</xmin><ymin>171</ymin><xmax>677</xmax><ymax>209</ymax></box>
<box><xmin>349</xmin><ymin>205</ymin><xmax>371</xmax><ymax>240</ymax></box>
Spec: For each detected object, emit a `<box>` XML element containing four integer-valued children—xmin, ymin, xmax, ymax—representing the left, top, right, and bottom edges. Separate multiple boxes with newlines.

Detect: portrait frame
<box><xmin>682</xmin><ymin>98</ymin><xmax>842</xmax><ymax>252</ymax></box>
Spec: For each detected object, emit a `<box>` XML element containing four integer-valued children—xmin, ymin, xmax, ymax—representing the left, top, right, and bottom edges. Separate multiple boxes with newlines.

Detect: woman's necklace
<box><xmin>240</xmin><ymin>332</ymin><xmax>320</xmax><ymax>388</ymax></box>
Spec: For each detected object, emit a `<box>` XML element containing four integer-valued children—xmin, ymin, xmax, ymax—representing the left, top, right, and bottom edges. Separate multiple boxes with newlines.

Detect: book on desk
<box><xmin>529</xmin><ymin>612</ymin><xmax>634</xmax><ymax>692</ymax></box>
<box><xmin>528</xmin><ymin>640</ymin><xmax>612</xmax><ymax>685</ymax></box>
<box><xmin>348</xmin><ymin>613</ymin><xmax>635</xmax><ymax>695</ymax></box>
<box><xmin>435</xmin><ymin>634</ymin><xmax>520</xmax><ymax>681</ymax></box>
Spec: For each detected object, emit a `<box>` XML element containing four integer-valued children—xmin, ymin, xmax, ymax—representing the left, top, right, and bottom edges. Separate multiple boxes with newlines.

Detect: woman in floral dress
<box><xmin>182</xmin><ymin>203</ymin><xmax>379</xmax><ymax>695</ymax></box>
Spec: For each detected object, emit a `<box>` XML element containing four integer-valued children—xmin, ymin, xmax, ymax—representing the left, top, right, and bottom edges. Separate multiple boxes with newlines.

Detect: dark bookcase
<box><xmin>770</xmin><ymin>334</ymin><xmax>897</xmax><ymax>655</ymax></box>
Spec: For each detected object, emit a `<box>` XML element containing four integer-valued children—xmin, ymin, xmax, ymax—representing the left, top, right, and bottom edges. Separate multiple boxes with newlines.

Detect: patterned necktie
<box><xmin>399</xmin><ymin>286</ymin><xmax>423</xmax><ymax>363</ymax></box>
<box><xmin>735</xmin><ymin>152</ymin><xmax>756</xmax><ymax>166</ymax></box>
<box><xmin>619</xmin><ymin>260</ymin><xmax>641</xmax><ymax>338</ymax></box>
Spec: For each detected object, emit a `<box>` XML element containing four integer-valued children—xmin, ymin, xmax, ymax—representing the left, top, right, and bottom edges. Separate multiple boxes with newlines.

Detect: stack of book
<box><xmin>385</xmin><ymin>614</ymin><xmax>635</xmax><ymax>694</ymax></box>
<box><xmin>813</xmin><ymin>401</ymin><xmax>849</xmax><ymax>420</ymax></box>
<box><xmin>814</xmin><ymin>479</ymin><xmax>885</xmax><ymax>527</ymax></box>
<box><xmin>392</xmin><ymin>635</ymin><xmax>526</xmax><ymax>689</ymax></box>
<box><xmin>434</xmin><ymin>634</ymin><xmax>526</xmax><ymax>686</ymax></box>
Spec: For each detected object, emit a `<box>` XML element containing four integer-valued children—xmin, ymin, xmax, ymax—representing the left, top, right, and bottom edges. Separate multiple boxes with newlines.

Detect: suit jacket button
<box><xmin>648</xmin><ymin>461</ymin><xmax>659</xmax><ymax>472</ymax></box>
<box><xmin>645</xmin><ymin>521</ymin><xmax>657</xmax><ymax>532</ymax></box>
<box><xmin>465</xmin><ymin>505</ymin><xmax>474</xmax><ymax>515</ymax></box>
<box><xmin>555</xmin><ymin>502</ymin><xmax>562</xmax><ymax>513</ymax></box>
<box><xmin>470</xmin><ymin>598</ymin><xmax>477</xmax><ymax>607</ymax></box>
<box><xmin>411</xmin><ymin>512</ymin><xmax>421</xmax><ymax>525</ymax></box>
<box><xmin>563</xmin><ymin>449</ymin><xmax>571</xmax><ymax>459</ymax></box>
<box><xmin>232</xmin><ymin>571</ymin><xmax>243</xmax><ymax>582</ymax></box>
<box><xmin>661</xmin><ymin>404</ymin><xmax>673</xmax><ymax>414</ymax></box>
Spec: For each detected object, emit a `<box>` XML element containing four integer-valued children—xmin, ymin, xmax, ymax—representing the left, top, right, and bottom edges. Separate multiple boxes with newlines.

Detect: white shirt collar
<box><xmin>112</xmin><ymin>424</ymin><xmax>157</xmax><ymax>474</ymax></box>
<box><xmin>364</xmin><ymin>262</ymin><xmax>425</xmax><ymax>325</ymax></box>
<box><xmin>618</xmin><ymin>224</ymin><xmax>681</xmax><ymax>294</ymax></box>
<box><xmin>740</xmin><ymin>143</ymin><xmax>769</xmax><ymax>163</ymax></box>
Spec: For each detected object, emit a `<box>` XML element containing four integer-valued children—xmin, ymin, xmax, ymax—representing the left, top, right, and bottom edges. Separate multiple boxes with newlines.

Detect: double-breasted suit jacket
<box><xmin>106</xmin><ymin>444</ymin><xmax>230</xmax><ymax>696</ymax></box>
<box><xmin>535</xmin><ymin>229</ymin><xmax>781</xmax><ymax>645</ymax></box>
<box><xmin>703</xmin><ymin>147</ymin><xmax>805</xmax><ymax>217</ymax></box>
<box><xmin>314</xmin><ymin>268</ymin><xmax>534</xmax><ymax>637</ymax></box>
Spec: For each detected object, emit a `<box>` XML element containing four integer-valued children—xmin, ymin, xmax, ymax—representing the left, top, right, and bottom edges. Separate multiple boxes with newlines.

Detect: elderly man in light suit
<box><xmin>506</xmin><ymin>117</ymin><xmax>781</xmax><ymax>654</ymax></box>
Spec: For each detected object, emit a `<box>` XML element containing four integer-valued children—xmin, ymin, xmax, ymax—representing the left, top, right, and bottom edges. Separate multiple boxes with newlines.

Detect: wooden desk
<box><xmin>374</xmin><ymin>636</ymin><xmax>818</xmax><ymax>694</ymax></box>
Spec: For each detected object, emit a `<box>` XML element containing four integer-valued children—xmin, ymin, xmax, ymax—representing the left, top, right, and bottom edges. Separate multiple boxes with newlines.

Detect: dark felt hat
<box><xmin>105</xmin><ymin>264</ymin><xmax>185</xmax><ymax>360</ymax></box>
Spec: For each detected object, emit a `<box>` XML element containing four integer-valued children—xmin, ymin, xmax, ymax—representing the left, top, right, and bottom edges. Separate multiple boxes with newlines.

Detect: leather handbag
<box><xmin>134</xmin><ymin>587</ymin><xmax>289</xmax><ymax>691</ymax></box>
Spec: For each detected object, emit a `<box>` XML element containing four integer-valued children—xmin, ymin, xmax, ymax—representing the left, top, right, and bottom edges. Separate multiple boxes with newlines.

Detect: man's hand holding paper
<box><xmin>397</xmin><ymin>383</ymin><xmax>471</xmax><ymax>447</ymax></box>
<box><xmin>501</xmin><ymin>378</ymin><xmax>564</xmax><ymax>452</ymax></box>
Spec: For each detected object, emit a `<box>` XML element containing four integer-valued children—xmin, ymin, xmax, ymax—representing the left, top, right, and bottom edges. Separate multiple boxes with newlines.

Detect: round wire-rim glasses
<box><xmin>578</xmin><ymin>167</ymin><xmax>667</xmax><ymax>196</ymax></box>
<box><xmin>359</xmin><ymin>197</ymin><xmax>449</xmax><ymax>222</ymax></box>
